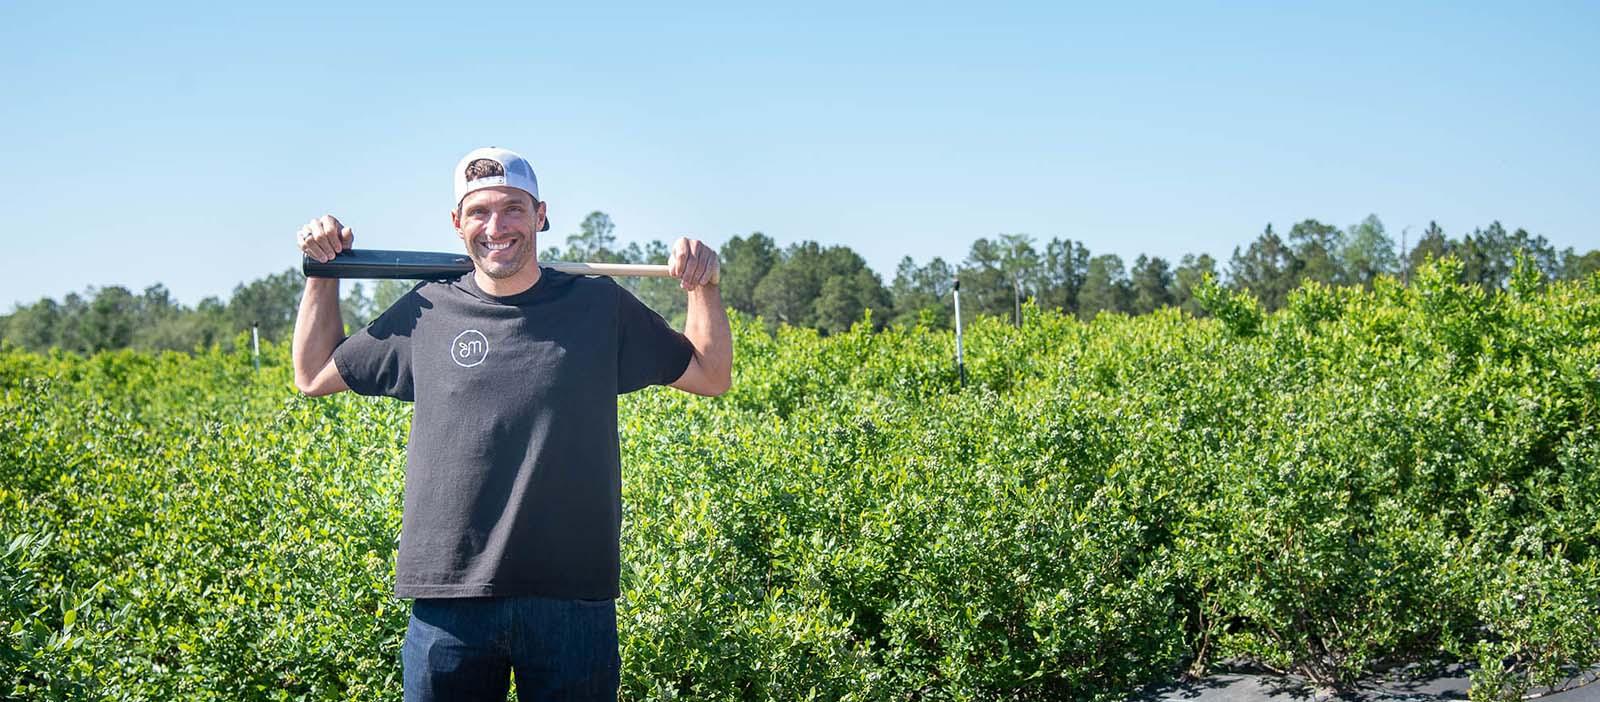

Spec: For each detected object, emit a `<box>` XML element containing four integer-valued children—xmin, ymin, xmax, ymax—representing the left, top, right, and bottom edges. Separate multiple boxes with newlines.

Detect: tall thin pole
<box><xmin>252</xmin><ymin>322</ymin><xmax>260</xmax><ymax>372</ymax></box>
<box><xmin>1013</xmin><ymin>279</ymin><xmax>1022</xmax><ymax>328</ymax></box>
<box><xmin>1400</xmin><ymin>225</ymin><xmax>1412</xmax><ymax>286</ymax></box>
<box><xmin>953</xmin><ymin>278</ymin><xmax>965</xmax><ymax>388</ymax></box>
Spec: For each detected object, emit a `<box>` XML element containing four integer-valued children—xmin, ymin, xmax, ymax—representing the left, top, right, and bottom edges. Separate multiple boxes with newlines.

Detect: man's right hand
<box><xmin>293</xmin><ymin>214</ymin><xmax>353</xmax><ymax>396</ymax></box>
<box><xmin>298</xmin><ymin>214</ymin><xmax>355</xmax><ymax>265</ymax></box>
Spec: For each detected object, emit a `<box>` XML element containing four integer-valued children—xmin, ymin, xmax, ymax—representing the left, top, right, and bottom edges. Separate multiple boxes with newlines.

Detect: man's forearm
<box><xmin>293</xmin><ymin>278</ymin><xmax>344</xmax><ymax>390</ymax></box>
<box><xmin>683</xmin><ymin>286</ymin><xmax>732</xmax><ymax>391</ymax></box>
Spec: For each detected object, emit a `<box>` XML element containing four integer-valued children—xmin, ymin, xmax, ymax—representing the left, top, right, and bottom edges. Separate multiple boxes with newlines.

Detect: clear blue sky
<box><xmin>2</xmin><ymin>1</ymin><xmax>1596</xmax><ymax>309</ymax></box>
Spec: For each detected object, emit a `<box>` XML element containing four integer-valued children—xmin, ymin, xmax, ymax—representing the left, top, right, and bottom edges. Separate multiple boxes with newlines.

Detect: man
<box><xmin>290</xmin><ymin>146</ymin><xmax>732</xmax><ymax>701</ymax></box>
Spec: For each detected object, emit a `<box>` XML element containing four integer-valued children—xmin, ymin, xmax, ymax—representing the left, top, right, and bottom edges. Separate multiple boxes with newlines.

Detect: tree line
<box><xmin>3</xmin><ymin>212</ymin><xmax>1596</xmax><ymax>354</ymax></box>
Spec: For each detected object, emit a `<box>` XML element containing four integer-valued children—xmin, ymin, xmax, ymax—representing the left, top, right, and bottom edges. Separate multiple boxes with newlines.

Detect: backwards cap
<box><xmin>453</xmin><ymin>146</ymin><xmax>549</xmax><ymax>232</ymax></box>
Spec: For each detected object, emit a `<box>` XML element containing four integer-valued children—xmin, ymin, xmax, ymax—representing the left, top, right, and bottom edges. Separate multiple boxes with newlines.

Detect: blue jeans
<box><xmin>402</xmin><ymin>595</ymin><xmax>619</xmax><ymax>701</ymax></box>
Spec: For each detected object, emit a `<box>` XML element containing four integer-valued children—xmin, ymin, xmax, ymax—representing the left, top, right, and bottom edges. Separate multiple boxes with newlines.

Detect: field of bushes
<box><xmin>2</xmin><ymin>258</ymin><xmax>1598</xmax><ymax>701</ymax></box>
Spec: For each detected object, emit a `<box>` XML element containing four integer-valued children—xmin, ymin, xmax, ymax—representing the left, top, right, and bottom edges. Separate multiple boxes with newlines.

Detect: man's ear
<box><xmin>450</xmin><ymin>208</ymin><xmax>463</xmax><ymax>240</ymax></box>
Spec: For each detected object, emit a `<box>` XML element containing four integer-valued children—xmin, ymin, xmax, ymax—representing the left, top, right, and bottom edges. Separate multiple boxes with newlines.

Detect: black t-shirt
<box><xmin>332</xmin><ymin>268</ymin><xmax>694</xmax><ymax>600</ymax></box>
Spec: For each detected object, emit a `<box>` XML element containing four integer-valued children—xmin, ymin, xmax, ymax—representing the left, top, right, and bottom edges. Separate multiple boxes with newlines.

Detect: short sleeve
<box><xmin>332</xmin><ymin>288</ymin><xmax>422</xmax><ymax>401</ymax></box>
<box><xmin>616</xmin><ymin>285</ymin><xmax>694</xmax><ymax>394</ymax></box>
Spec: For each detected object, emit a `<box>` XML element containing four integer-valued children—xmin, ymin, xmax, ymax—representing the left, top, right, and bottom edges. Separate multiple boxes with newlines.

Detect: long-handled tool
<box><xmin>303</xmin><ymin>248</ymin><xmax>716</xmax><ymax>284</ymax></box>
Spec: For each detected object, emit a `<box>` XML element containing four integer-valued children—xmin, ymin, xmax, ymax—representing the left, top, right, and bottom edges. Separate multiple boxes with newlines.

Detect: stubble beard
<box><xmin>468</xmin><ymin>237</ymin><xmax>534</xmax><ymax>280</ymax></box>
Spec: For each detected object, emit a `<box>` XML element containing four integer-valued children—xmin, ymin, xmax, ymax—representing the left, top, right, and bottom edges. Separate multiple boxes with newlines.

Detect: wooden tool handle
<box><xmin>543</xmin><ymin>261</ymin><xmax>720</xmax><ymax>285</ymax></box>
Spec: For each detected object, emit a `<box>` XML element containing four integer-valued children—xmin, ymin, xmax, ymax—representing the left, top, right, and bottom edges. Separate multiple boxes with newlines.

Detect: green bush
<box><xmin>1</xmin><ymin>260</ymin><xmax>1596</xmax><ymax>700</ymax></box>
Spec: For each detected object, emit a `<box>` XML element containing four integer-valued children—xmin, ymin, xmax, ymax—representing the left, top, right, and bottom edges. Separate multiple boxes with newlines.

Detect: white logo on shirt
<box><xmin>451</xmin><ymin>330</ymin><xmax>489</xmax><ymax>367</ymax></box>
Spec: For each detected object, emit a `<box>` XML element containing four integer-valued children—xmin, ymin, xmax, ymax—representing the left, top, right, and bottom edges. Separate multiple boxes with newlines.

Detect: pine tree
<box><xmin>1287</xmin><ymin>219</ymin><xmax>1345</xmax><ymax>285</ymax></box>
<box><xmin>1079</xmin><ymin>254</ymin><xmax>1131</xmax><ymax>319</ymax></box>
<box><xmin>1341</xmin><ymin>215</ymin><xmax>1399</xmax><ymax>289</ymax></box>
<box><xmin>1172</xmin><ymin>253</ymin><xmax>1218</xmax><ymax>317</ymax></box>
<box><xmin>1228</xmin><ymin>224</ymin><xmax>1300</xmax><ymax>311</ymax></box>
<box><xmin>1130</xmin><ymin>255</ymin><xmax>1174</xmax><ymax>314</ymax></box>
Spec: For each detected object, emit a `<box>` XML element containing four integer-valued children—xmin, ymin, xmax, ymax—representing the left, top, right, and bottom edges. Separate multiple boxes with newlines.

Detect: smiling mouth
<box><xmin>479</xmin><ymin>239</ymin><xmax>517</xmax><ymax>256</ymax></box>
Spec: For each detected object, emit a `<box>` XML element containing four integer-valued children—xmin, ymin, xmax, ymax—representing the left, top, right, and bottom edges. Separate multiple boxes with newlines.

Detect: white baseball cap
<box><xmin>453</xmin><ymin>146</ymin><xmax>549</xmax><ymax>232</ymax></box>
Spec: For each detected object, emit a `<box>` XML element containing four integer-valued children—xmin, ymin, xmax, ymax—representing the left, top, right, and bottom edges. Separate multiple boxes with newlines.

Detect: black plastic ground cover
<box><xmin>1135</xmin><ymin>665</ymin><xmax>1600</xmax><ymax>701</ymax></box>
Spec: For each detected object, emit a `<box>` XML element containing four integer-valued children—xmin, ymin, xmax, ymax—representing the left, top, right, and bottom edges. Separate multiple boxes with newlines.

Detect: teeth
<box><xmin>483</xmin><ymin>241</ymin><xmax>511</xmax><ymax>251</ymax></box>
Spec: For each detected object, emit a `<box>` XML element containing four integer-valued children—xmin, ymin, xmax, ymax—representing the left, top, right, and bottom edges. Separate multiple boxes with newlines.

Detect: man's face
<box><xmin>451</xmin><ymin>187</ymin><xmax>545</xmax><ymax>280</ymax></box>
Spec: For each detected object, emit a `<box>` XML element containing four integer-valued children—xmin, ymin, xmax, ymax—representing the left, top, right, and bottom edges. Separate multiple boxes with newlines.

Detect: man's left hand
<box><xmin>668</xmin><ymin>237</ymin><xmax>720</xmax><ymax>292</ymax></box>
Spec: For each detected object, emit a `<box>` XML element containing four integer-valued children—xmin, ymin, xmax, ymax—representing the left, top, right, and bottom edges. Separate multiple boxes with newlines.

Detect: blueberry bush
<box><xmin>2</xmin><ymin>259</ymin><xmax>1597</xmax><ymax>700</ymax></box>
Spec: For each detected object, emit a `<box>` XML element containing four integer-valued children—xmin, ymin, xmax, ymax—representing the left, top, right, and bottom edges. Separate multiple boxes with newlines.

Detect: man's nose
<box><xmin>486</xmin><ymin>212</ymin><xmax>512</xmax><ymax>238</ymax></box>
